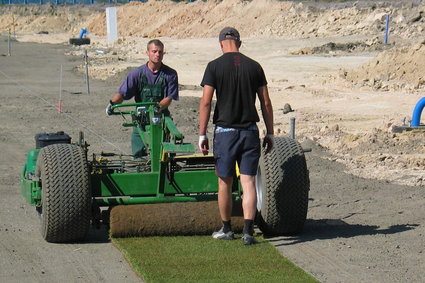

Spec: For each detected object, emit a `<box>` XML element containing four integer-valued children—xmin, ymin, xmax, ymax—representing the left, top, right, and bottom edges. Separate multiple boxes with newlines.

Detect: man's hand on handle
<box><xmin>199</xmin><ymin>135</ymin><xmax>209</xmax><ymax>155</ymax></box>
<box><xmin>262</xmin><ymin>134</ymin><xmax>274</xmax><ymax>154</ymax></box>
<box><xmin>106</xmin><ymin>100</ymin><xmax>114</xmax><ymax>116</ymax></box>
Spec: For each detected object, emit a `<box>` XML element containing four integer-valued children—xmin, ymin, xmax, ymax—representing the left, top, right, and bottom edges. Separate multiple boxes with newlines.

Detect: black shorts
<box><xmin>213</xmin><ymin>127</ymin><xmax>261</xmax><ymax>178</ymax></box>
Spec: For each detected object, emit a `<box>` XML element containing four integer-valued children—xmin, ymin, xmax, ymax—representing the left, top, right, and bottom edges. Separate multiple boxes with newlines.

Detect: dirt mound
<box><xmin>1</xmin><ymin>0</ymin><xmax>425</xmax><ymax>40</ymax></box>
<box><xmin>0</xmin><ymin>3</ymin><xmax>103</xmax><ymax>35</ymax></box>
<box><xmin>86</xmin><ymin>0</ymin><xmax>293</xmax><ymax>38</ymax></box>
<box><xmin>290</xmin><ymin>37</ymin><xmax>387</xmax><ymax>55</ymax></box>
<box><xmin>343</xmin><ymin>40</ymin><xmax>425</xmax><ymax>90</ymax></box>
<box><xmin>311</xmin><ymin>123</ymin><xmax>425</xmax><ymax>186</ymax></box>
<box><xmin>256</xmin><ymin>1</ymin><xmax>425</xmax><ymax>39</ymax></box>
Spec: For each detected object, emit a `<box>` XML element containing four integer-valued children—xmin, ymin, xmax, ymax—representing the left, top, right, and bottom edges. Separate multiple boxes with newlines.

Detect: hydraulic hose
<box><xmin>411</xmin><ymin>97</ymin><xmax>425</xmax><ymax>127</ymax></box>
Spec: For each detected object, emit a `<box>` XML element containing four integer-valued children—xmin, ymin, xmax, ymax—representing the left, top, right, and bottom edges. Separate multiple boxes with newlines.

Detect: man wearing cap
<box><xmin>199</xmin><ymin>27</ymin><xmax>274</xmax><ymax>245</ymax></box>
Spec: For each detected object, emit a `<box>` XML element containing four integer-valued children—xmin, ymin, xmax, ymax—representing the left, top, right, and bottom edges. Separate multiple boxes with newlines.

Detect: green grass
<box><xmin>113</xmin><ymin>235</ymin><xmax>318</xmax><ymax>283</ymax></box>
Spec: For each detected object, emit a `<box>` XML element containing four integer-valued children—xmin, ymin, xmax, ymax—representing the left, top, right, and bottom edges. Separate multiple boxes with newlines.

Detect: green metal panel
<box><xmin>164</xmin><ymin>116</ymin><xmax>183</xmax><ymax>139</ymax></box>
<box><xmin>20</xmin><ymin>166</ymin><xmax>31</xmax><ymax>203</ymax></box>
<box><xmin>148</xmin><ymin>118</ymin><xmax>163</xmax><ymax>172</ymax></box>
<box><xmin>25</xmin><ymin>149</ymin><xmax>39</xmax><ymax>174</ymax></box>
<box><xmin>90</xmin><ymin>169</ymin><xmax>218</xmax><ymax>197</ymax></box>
<box><xmin>162</xmin><ymin>142</ymin><xmax>195</xmax><ymax>153</ymax></box>
<box><xmin>20</xmin><ymin>149</ymin><xmax>41</xmax><ymax>206</ymax></box>
<box><xmin>96</xmin><ymin>194</ymin><xmax>218</xmax><ymax>205</ymax></box>
<box><xmin>20</xmin><ymin>165</ymin><xmax>41</xmax><ymax>206</ymax></box>
<box><xmin>171</xmin><ymin>170</ymin><xmax>218</xmax><ymax>192</ymax></box>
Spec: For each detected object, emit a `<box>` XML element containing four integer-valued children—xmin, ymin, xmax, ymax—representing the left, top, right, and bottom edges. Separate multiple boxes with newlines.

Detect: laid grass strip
<box><xmin>113</xmin><ymin>235</ymin><xmax>318</xmax><ymax>283</ymax></box>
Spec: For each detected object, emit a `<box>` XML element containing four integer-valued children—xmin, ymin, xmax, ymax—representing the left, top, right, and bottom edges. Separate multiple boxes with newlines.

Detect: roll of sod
<box><xmin>110</xmin><ymin>201</ymin><xmax>244</xmax><ymax>237</ymax></box>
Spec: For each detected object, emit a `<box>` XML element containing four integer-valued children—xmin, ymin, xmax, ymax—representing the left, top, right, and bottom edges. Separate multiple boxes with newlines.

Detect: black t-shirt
<box><xmin>201</xmin><ymin>52</ymin><xmax>267</xmax><ymax>128</ymax></box>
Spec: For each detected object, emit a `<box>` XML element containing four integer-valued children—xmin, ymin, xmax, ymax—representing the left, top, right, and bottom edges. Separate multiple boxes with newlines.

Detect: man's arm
<box><xmin>198</xmin><ymin>85</ymin><xmax>214</xmax><ymax>155</ymax></box>
<box><xmin>159</xmin><ymin>97</ymin><xmax>172</xmax><ymax>110</ymax></box>
<box><xmin>258</xmin><ymin>86</ymin><xmax>273</xmax><ymax>134</ymax></box>
<box><xmin>111</xmin><ymin>93</ymin><xmax>124</xmax><ymax>104</ymax></box>
<box><xmin>257</xmin><ymin>85</ymin><xmax>274</xmax><ymax>153</ymax></box>
<box><xmin>199</xmin><ymin>85</ymin><xmax>214</xmax><ymax>135</ymax></box>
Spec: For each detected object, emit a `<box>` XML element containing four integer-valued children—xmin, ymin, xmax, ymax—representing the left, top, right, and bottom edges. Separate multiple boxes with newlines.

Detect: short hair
<box><xmin>147</xmin><ymin>39</ymin><xmax>164</xmax><ymax>50</ymax></box>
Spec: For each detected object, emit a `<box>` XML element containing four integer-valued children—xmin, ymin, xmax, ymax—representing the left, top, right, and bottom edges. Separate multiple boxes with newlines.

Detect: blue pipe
<box><xmin>79</xmin><ymin>28</ymin><xmax>88</xmax><ymax>39</ymax></box>
<box><xmin>411</xmin><ymin>97</ymin><xmax>425</xmax><ymax>127</ymax></box>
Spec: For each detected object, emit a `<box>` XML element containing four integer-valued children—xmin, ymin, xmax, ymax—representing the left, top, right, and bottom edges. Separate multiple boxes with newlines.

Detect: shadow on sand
<box><xmin>267</xmin><ymin>219</ymin><xmax>419</xmax><ymax>246</ymax></box>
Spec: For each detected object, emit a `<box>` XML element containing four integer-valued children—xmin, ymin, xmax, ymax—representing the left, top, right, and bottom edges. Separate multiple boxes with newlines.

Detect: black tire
<box><xmin>36</xmin><ymin>144</ymin><xmax>91</xmax><ymax>242</ymax></box>
<box><xmin>69</xmin><ymin>38</ymin><xmax>91</xmax><ymax>46</ymax></box>
<box><xmin>256</xmin><ymin>137</ymin><xmax>310</xmax><ymax>235</ymax></box>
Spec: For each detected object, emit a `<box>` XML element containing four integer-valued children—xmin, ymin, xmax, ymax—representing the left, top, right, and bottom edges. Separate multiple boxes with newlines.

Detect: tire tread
<box><xmin>257</xmin><ymin>137</ymin><xmax>310</xmax><ymax>235</ymax></box>
<box><xmin>37</xmin><ymin>144</ymin><xmax>91</xmax><ymax>242</ymax></box>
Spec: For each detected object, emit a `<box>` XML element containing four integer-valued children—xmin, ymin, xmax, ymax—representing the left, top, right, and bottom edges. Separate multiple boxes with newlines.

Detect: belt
<box><xmin>215</xmin><ymin>124</ymin><xmax>258</xmax><ymax>133</ymax></box>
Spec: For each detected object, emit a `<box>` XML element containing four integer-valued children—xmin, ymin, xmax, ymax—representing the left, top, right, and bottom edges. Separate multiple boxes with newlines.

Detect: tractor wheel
<box><xmin>256</xmin><ymin>137</ymin><xmax>310</xmax><ymax>235</ymax></box>
<box><xmin>36</xmin><ymin>144</ymin><xmax>91</xmax><ymax>242</ymax></box>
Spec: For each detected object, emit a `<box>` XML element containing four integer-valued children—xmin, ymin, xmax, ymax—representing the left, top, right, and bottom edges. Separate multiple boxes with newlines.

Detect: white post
<box><xmin>58</xmin><ymin>64</ymin><xmax>63</xmax><ymax>113</ymax></box>
<box><xmin>7</xmin><ymin>29</ymin><xmax>11</xmax><ymax>56</ymax></box>
<box><xmin>106</xmin><ymin>7</ymin><xmax>118</xmax><ymax>44</ymax></box>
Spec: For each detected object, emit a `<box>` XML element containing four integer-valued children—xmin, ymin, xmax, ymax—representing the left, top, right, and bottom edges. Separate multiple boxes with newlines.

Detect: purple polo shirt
<box><xmin>118</xmin><ymin>63</ymin><xmax>179</xmax><ymax>101</ymax></box>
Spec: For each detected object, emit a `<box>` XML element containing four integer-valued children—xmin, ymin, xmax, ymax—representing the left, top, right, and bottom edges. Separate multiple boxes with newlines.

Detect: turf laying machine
<box><xmin>20</xmin><ymin>102</ymin><xmax>310</xmax><ymax>243</ymax></box>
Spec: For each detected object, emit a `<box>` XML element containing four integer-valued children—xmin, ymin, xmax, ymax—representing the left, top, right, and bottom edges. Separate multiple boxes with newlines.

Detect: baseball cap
<box><xmin>219</xmin><ymin>27</ymin><xmax>240</xmax><ymax>42</ymax></box>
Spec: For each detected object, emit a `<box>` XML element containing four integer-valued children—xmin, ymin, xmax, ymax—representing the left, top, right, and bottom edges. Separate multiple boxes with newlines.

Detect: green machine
<box><xmin>20</xmin><ymin>102</ymin><xmax>310</xmax><ymax>243</ymax></box>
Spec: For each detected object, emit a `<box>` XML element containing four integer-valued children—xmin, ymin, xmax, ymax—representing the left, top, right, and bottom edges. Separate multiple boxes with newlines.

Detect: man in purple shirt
<box><xmin>106</xmin><ymin>39</ymin><xmax>179</xmax><ymax>157</ymax></box>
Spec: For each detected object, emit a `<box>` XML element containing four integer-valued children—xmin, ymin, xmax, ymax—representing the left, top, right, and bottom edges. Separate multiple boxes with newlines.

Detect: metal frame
<box><xmin>21</xmin><ymin>102</ymin><xmax>242</xmax><ymax>211</ymax></box>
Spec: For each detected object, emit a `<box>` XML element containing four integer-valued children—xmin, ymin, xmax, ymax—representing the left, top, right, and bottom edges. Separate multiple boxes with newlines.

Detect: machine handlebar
<box><xmin>110</xmin><ymin>102</ymin><xmax>158</xmax><ymax>115</ymax></box>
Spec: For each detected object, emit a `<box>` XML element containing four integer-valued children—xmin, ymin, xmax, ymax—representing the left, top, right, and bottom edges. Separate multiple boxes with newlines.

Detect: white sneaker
<box><xmin>212</xmin><ymin>227</ymin><xmax>235</xmax><ymax>240</ymax></box>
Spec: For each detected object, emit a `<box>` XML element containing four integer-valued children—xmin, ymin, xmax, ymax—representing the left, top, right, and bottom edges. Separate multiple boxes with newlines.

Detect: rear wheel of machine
<box><xmin>36</xmin><ymin>144</ymin><xmax>91</xmax><ymax>242</ymax></box>
<box><xmin>256</xmin><ymin>137</ymin><xmax>309</xmax><ymax>235</ymax></box>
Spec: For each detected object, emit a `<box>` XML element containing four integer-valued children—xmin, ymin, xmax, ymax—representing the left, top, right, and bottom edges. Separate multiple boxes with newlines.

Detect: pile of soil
<box><xmin>85</xmin><ymin>0</ymin><xmax>294</xmax><ymax>38</ymax></box>
<box><xmin>0</xmin><ymin>3</ymin><xmax>103</xmax><ymax>35</ymax></box>
<box><xmin>1</xmin><ymin>0</ymin><xmax>425</xmax><ymax>40</ymax></box>
<box><xmin>289</xmin><ymin>37</ymin><xmax>388</xmax><ymax>55</ymax></box>
<box><xmin>307</xmin><ymin>122</ymin><xmax>425</xmax><ymax>186</ymax></box>
<box><xmin>264</xmin><ymin>1</ymin><xmax>425</xmax><ymax>39</ymax></box>
<box><xmin>343</xmin><ymin>40</ymin><xmax>425</xmax><ymax>91</ymax></box>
